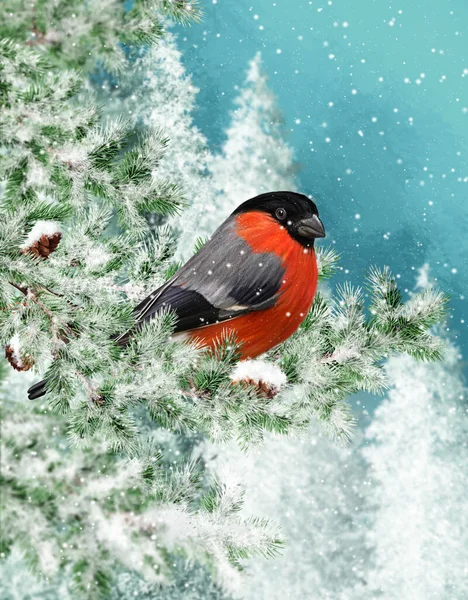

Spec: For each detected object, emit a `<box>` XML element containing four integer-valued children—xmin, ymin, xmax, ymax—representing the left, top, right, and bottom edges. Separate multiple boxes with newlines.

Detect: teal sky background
<box><xmin>175</xmin><ymin>0</ymin><xmax>468</xmax><ymax>372</ymax></box>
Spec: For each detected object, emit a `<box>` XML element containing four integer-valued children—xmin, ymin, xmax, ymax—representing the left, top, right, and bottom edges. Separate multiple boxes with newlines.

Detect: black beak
<box><xmin>296</xmin><ymin>214</ymin><xmax>326</xmax><ymax>239</ymax></box>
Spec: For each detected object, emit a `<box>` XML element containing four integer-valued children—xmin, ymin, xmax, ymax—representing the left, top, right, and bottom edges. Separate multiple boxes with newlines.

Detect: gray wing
<box><xmin>176</xmin><ymin>220</ymin><xmax>285</xmax><ymax>316</ymax></box>
<box><xmin>119</xmin><ymin>220</ymin><xmax>285</xmax><ymax>341</ymax></box>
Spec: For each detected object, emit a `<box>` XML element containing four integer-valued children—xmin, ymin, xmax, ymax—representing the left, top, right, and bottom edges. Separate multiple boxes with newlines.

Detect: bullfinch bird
<box><xmin>28</xmin><ymin>191</ymin><xmax>325</xmax><ymax>400</ymax></box>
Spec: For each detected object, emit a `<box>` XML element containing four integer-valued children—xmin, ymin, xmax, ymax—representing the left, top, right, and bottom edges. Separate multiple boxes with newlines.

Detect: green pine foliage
<box><xmin>276</xmin><ymin>257</ymin><xmax>447</xmax><ymax>440</ymax></box>
<box><xmin>0</xmin><ymin>0</ymin><xmax>200</xmax><ymax>72</ymax></box>
<box><xmin>1</xmin><ymin>374</ymin><xmax>280</xmax><ymax>598</ymax></box>
<box><xmin>0</xmin><ymin>39</ymin><xmax>184</xmax><ymax>234</ymax></box>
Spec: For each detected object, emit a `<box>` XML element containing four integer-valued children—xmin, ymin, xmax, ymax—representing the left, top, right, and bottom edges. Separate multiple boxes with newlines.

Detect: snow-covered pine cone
<box><xmin>22</xmin><ymin>231</ymin><xmax>62</xmax><ymax>259</ymax></box>
<box><xmin>5</xmin><ymin>344</ymin><xmax>34</xmax><ymax>371</ymax></box>
<box><xmin>240</xmin><ymin>376</ymin><xmax>281</xmax><ymax>399</ymax></box>
<box><xmin>230</xmin><ymin>359</ymin><xmax>287</xmax><ymax>399</ymax></box>
<box><xmin>21</xmin><ymin>221</ymin><xmax>62</xmax><ymax>259</ymax></box>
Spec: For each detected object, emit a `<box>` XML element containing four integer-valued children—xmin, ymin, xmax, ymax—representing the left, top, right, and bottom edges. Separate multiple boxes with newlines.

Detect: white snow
<box><xmin>84</xmin><ymin>247</ymin><xmax>110</xmax><ymax>269</ymax></box>
<box><xmin>363</xmin><ymin>342</ymin><xmax>468</xmax><ymax>599</ymax></box>
<box><xmin>230</xmin><ymin>359</ymin><xmax>287</xmax><ymax>388</ymax></box>
<box><xmin>415</xmin><ymin>262</ymin><xmax>431</xmax><ymax>289</ymax></box>
<box><xmin>7</xmin><ymin>334</ymin><xmax>23</xmax><ymax>369</ymax></box>
<box><xmin>22</xmin><ymin>220</ymin><xmax>61</xmax><ymax>248</ymax></box>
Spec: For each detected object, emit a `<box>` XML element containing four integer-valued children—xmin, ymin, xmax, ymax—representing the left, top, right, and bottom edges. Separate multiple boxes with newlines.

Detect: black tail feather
<box><xmin>112</xmin><ymin>331</ymin><xmax>131</xmax><ymax>347</ymax></box>
<box><xmin>28</xmin><ymin>379</ymin><xmax>47</xmax><ymax>400</ymax></box>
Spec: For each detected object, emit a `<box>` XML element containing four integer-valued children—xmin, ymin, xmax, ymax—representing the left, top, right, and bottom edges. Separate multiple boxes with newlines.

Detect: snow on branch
<box><xmin>175</xmin><ymin>263</ymin><xmax>447</xmax><ymax>444</ymax></box>
<box><xmin>1</xmin><ymin>374</ymin><xmax>280</xmax><ymax>598</ymax></box>
<box><xmin>0</xmin><ymin>0</ymin><xmax>199</xmax><ymax>74</ymax></box>
<box><xmin>21</xmin><ymin>221</ymin><xmax>61</xmax><ymax>248</ymax></box>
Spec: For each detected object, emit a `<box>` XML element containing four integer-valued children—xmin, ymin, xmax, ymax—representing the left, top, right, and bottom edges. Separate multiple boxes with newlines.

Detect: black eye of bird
<box><xmin>275</xmin><ymin>207</ymin><xmax>287</xmax><ymax>220</ymax></box>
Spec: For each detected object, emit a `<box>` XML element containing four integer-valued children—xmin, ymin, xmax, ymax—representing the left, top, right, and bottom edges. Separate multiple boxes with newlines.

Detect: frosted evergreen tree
<box><xmin>363</xmin><ymin>342</ymin><xmax>468</xmax><ymax>599</ymax></box>
<box><xmin>217</xmin><ymin>427</ymin><xmax>369</xmax><ymax>600</ymax></box>
<box><xmin>209</xmin><ymin>52</ymin><xmax>297</xmax><ymax>223</ymax></box>
<box><xmin>102</xmin><ymin>29</ymin><xmax>219</xmax><ymax>261</ymax></box>
<box><xmin>0</xmin><ymin>2</ymin><xmax>279</xmax><ymax>596</ymax></box>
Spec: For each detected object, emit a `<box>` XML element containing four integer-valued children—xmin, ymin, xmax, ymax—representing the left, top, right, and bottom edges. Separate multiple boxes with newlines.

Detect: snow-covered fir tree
<box><xmin>215</xmin><ymin>427</ymin><xmax>369</xmax><ymax>600</ymax></box>
<box><xmin>209</xmin><ymin>52</ymin><xmax>297</xmax><ymax>223</ymax></box>
<box><xmin>0</xmin><ymin>3</ymin><xmax>278</xmax><ymax>596</ymax></box>
<box><xmin>363</xmin><ymin>341</ymin><xmax>468</xmax><ymax>599</ymax></box>
<box><xmin>163</xmin><ymin>50</ymin><xmax>297</xmax><ymax>259</ymax></box>
<box><xmin>102</xmin><ymin>29</ymin><xmax>219</xmax><ymax>261</ymax></box>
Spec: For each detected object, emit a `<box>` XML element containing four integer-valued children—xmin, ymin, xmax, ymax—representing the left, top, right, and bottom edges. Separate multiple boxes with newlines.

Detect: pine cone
<box><xmin>5</xmin><ymin>344</ymin><xmax>34</xmax><ymax>371</ymax></box>
<box><xmin>22</xmin><ymin>231</ymin><xmax>62</xmax><ymax>259</ymax></box>
<box><xmin>239</xmin><ymin>377</ymin><xmax>280</xmax><ymax>399</ymax></box>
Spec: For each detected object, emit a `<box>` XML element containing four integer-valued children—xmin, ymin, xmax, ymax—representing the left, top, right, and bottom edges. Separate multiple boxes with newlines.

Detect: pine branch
<box><xmin>0</xmin><ymin>0</ymin><xmax>200</xmax><ymax>73</ymax></box>
<box><xmin>1</xmin><ymin>391</ymin><xmax>278</xmax><ymax>598</ymax></box>
<box><xmin>160</xmin><ymin>261</ymin><xmax>447</xmax><ymax>444</ymax></box>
